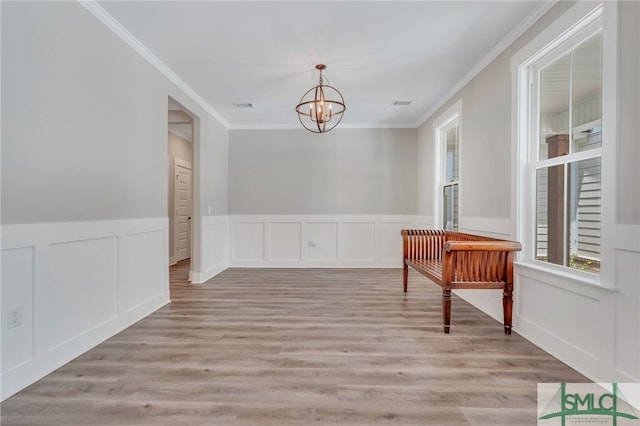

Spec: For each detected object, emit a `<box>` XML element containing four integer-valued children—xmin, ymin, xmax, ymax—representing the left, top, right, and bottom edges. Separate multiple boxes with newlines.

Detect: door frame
<box><xmin>167</xmin><ymin>96</ymin><xmax>200</xmax><ymax>282</ymax></box>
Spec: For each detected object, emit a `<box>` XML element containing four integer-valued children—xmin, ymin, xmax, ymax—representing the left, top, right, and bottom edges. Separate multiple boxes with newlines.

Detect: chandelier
<box><xmin>295</xmin><ymin>64</ymin><xmax>346</xmax><ymax>133</ymax></box>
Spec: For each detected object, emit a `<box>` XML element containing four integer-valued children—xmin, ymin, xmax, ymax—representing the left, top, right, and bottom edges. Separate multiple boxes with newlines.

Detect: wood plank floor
<box><xmin>1</xmin><ymin>261</ymin><xmax>589</xmax><ymax>425</ymax></box>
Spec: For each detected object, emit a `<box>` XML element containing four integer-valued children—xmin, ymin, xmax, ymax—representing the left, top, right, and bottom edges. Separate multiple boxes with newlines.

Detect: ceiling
<box><xmin>98</xmin><ymin>1</ymin><xmax>550</xmax><ymax>129</ymax></box>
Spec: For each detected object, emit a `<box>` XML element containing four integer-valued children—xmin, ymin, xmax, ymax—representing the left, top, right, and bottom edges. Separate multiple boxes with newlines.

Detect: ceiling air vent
<box><xmin>391</xmin><ymin>101</ymin><xmax>412</xmax><ymax>106</ymax></box>
<box><xmin>232</xmin><ymin>103</ymin><xmax>254</xmax><ymax>108</ymax></box>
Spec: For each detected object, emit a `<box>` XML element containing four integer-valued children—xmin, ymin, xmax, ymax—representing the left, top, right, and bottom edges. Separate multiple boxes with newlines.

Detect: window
<box><xmin>442</xmin><ymin>121</ymin><xmax>460</xmax><ymax>230</ymax></box>
<box><xmin>434</xmin><ymin>101</ymin><xmax>461</xmax><ymax>231</ymax></box>
<box><xmin>523</xmin><ymin>12</ymin><xmax>603</xmax><ymax>274</ymax></box>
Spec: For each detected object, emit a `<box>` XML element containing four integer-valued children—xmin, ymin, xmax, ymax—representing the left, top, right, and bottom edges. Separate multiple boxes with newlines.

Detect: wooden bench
<box><xmin>401</xmin><ymin>229</ymin><xmax>522</xmax><ymax>334</ymax></box>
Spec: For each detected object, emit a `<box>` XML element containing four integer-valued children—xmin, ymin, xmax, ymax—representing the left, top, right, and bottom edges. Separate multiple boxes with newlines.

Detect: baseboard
<box><xmin>191</xmin><ymin>260</ymin><xmax>229</xmax><ymax>284</ymax></box>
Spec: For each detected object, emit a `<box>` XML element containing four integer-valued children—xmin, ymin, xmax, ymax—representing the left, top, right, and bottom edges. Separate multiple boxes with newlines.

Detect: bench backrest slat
<box><xmin>401</xmin><ymin>229</ymin><xmax>446</xmax><ymax>260</ymax></box>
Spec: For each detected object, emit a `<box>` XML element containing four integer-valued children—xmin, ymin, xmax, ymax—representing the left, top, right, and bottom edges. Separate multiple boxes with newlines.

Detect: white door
<box><xmin>174</xmin><ymin>158</ymin><xmax>192</xmax><ymax>262</ymax></box>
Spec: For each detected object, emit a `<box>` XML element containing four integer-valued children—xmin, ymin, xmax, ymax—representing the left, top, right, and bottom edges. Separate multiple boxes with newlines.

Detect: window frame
<box><xmin>433</xmin><ymin>100</ymin><xmax>462</xmax><ymax>231</ymax></box>
<box><xmin>513</xmin><ymin>2</ymin><xmax>618</xmax><ymax>288</ymax></box>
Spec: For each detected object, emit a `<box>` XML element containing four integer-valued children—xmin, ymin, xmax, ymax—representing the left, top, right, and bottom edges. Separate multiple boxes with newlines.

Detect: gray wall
<box><xmin>417</xmin><ymin>1</ymin><xmax>575</xmax><ymax>218</ymax></box>
<box><xmin>168</xmin><ymin>132</ymin><xmax>192</xmax><ymax>164</ymax></box>
<box><xmin>416</xmin><ymin>0</ymin><xmax>638</xmax><ymax>226</ymax></box>
<box><xmin>199</xmin><ymin>115</ymin><xmax>229</xmax><ymax>215</ymax></box>
<box><xmin>1</xmin><ymin>1</ymin><xmax>229</xmax><ymax>225</ymax></box>
<box><xmin>617</xmin><ymin>0</ymin><xmax>640</xmax><ymax>225</ymax></box>
<box><xmin>228</xmin><ymin>128</ymin><xmax>418</xmax><ymax>215</ymax></box>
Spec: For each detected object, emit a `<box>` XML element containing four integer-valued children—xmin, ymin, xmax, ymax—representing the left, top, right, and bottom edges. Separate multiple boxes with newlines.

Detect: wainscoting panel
<box><xmin>378</xmin><ymin>222</ymin><xmax>412</xmax><ymax>262</ymax></box>
<box><xmin>339</xmin><ymin>222</ymin><xmax>375</xmax><ymax>262</ymax></box>
<box><xmin>517</xmin><ymin>273</ymin><xmax>600</xmax><ymax>358</ymax></box>
<box><xmin>1</xmin><ymin>218</ymin><xmax>169</xmax><ymax>400</ymax></box>
<box><xmin>513</xmin><ymin>267</ymin><xmax>616</xmax><ymax>381</ymax></box>
<box><xmin>614</xmin><ymin>248</ymin><xmax>640</xmax><ymax>380</ymax></box>
<box><xmin>305</xmin><ymin>222</ymin><xmax>338</xmax><ymax>262</ymax></box>
<box><xmin>509</xmin><ymin>224</ymin><xmax>640</xmax><ymax>383</ymax></box>
<box><xmin>231</xmin><ymin>221</ymin><xmax>264</xmax><ymax>264</ymax></box>
<box><xmin>120</xmin><ymin>230</ymin><xmax>166</xmax><ymax>313</ymax></box>
<box><xmin>229</xmin><ymin>215</ymin><xmax>430</xmax><ymax>268</ymax></box>
<box><xmin>46</xmin><ymin>236</ymin><xmax>119</xmax><ymax>350</ymax></box>
<box><xmin>193</xmin><ymin>215</ymin><xmax>229</xmax><ymax>283</ymax></box>
<box><xmin>1</xmin><ymin>247</ymin><xmax>35</xmax><ymax>373</ymax></box>
<box><xmin>268</xmin><ymin>222</ymin><xmax>301</xmax><ymax>262</ymax></box>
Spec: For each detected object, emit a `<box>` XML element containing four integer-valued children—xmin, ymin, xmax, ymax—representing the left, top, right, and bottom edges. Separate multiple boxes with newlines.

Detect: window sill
<box><xmin>515</xmin><ymin>261</ymin><xmax>618</xmax><ymax>293</ymax></box>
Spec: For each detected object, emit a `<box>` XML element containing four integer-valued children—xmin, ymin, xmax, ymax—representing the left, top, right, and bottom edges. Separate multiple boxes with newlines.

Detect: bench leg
<box><xmin>503</xmin><ymin>288</ymin><xmax>513</xmax><ymax>335</ymax></box>
<box><xmin>403</xmin><ymin>263</ymin><xmax>408</xmax><ymax>292</ymax></box>
<box><xmin>442</xmin><ymin>289</ymin><xmax>451</xmax><ymax>334</ymax></box>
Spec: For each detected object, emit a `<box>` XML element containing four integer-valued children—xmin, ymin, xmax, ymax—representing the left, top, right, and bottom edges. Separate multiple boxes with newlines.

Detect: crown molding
<box><xmin>229</xmin><ymin>122</ymin><xmax>417</xmax><ymax>131</ymax></box>
<box><xmin>79</xmin><ymin>0</ymin><xmax>557</xmax><ymax>133</ymax></box>
<box><xmin>78</xmin><ymin>0</ymin><xmax>230</xmax><ymax>129</ymax></box>
<box><xmin>413</xmin><ymin>0</ymin><xmax>558</xmax><ymax>128</ymax></box>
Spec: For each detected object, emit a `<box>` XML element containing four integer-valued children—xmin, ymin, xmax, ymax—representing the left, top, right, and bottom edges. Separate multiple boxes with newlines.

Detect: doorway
<box><xmin>168</xmin><ymin>98</ymin><xmax>194</xmax><ymax>267</ymax></box>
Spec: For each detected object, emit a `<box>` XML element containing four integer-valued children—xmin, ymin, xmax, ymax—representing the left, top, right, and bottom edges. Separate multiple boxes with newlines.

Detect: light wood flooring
<box><xmin>1</xmin><ymin>261</ymin><xmax>588</xmax><ymax>425</ymax></box>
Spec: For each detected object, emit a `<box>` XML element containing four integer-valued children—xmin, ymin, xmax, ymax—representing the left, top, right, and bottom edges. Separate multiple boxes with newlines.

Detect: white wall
<box><xmin>192</xmin><ymin>214</ymin><xmax>229</xmax><ymax>283</ymax></box>
<box><xmin>1</xmin><ymin>2</ymin><xmax>229</xmax><ymax>399</ymax></box>
<box><xmin>229</xmin><ymin>128</ymin><xmax>418</xmax><ymax>215</ymax></box>
<box><xmin>1</xmin><ymin>219</ymin><xmax>169</xmax><ymax>399</ymax></box>
<box><xmin>228</xmin><ymin>215</ymin><xmax>431</xmax><ymax>268</ymax></box>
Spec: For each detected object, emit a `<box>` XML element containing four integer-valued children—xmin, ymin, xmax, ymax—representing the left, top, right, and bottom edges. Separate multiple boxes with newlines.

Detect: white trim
<box><xmin>229</xmin><ymin>122</ymin><xmax>417</xmax><ymax>131</ymax></box>
<box><xmin>78</xmin><ymin>1</ymin><xmax>230</xmax><ymax>129</ymax></box>
<box><xmin>516</xmin><ymin>261</ymin><xmax>608</xmax><ymax>292</ymax></box>
<box><xmin>1</xmin><ymin>218</ymin><xmax>170</xmax><ymax>400</ymax></box>
<box><xmin>415</xmin><ymin>1</ymin><xmax>558</xmax><ymax>127</ymax></box>
<box><xmin>228</xmin><ymin>215</ymin><xmax>430</xmax><ymax>268</ymax></box>
<box><xmin>598</xmin><ymin>1</ymin><xmax>618</xmax><ymax>290</ymax></box>
<box><xmin>433</xmin><ymin>99</ymin><xmax>462</xmax><ymax>230</ymax></box>
<box><xmin>535</xmin><ymin>147</ymin><xmax>602</xmax><ymax>169</ymax></box>
<box><xmin>513</xmin><ymin>2</ymin><xmax>613</xmax><ymax>286</ymax></box>
<box><xmin>192</xmin><ymin>215</ymin><xmax>229</xmax><ymax>284</ymax></box>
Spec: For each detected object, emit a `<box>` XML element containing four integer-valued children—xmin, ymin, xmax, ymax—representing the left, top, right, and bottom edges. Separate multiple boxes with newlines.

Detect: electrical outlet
<box><xmin>7</xmin><ymin>307</ymin><xmax>22</xmax><ymax>329</ymax></box>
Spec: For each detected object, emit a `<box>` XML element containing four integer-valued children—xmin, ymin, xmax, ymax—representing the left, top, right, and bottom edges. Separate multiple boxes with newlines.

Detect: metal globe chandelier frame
<box><xmin>295</xmin><ymin>64</ymin><xmax>346</xmax><ymax>133</ymax></box>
